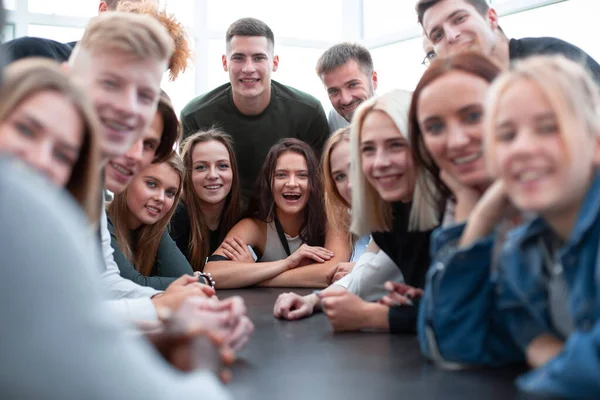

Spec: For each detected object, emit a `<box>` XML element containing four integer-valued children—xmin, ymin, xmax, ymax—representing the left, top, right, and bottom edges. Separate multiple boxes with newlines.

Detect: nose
<box><xmin>373</xmin><ymin>148</ymin><xmax>391</xmax><ymax>169</ymax></box>
<box><xmin>26</xmin><ymin>140</ymin><xmax>57</xmax><ymax>184</ymax></box>
<box><xmin>447</xmin><ymin>123</ymin><xmax>470</xmax><ymax>152</ymax></box>
<box><xmin>340</xmin><ymin>89</ymin><xmax>353</xmax><ymax>106</ymax></box>
<box><xmin>446</xmin><ymin>25</ymin><xmax>461</xmax><ymax>44</ymax></box>
<box><xmin>511</xmin><ymin>129</ymin><xmax>537</xmax><ymax>155</ymax></box>
<box><xmin>112</xmin><ymin>86</ymin><xmax>137</xmax><ymax>117</ymax></box>
<box><xmin>285</xmin><ymin>174</ymin><xmax>298</xmax><ymax>187</ymax></box>
<box><xmin>124</xmin><ymin>139</ymin><xmax>144</xmax><ymax>163</ymax></box>
<box><xmin>242</xmin><ymin>58</ymin><xmax>256</xmax><ymax>74</ymax></box>
<box><xmin>153</xmin><ymin>190</ymin><xmax>166</xmax><ymax>203</ymax></box>
<box><xmin>207</xmin><ymin>165</ymin><xmax>218</xmax><ymax>179</ymax></box>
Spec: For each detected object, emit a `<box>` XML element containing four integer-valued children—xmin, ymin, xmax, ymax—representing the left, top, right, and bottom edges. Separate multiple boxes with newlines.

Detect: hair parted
<box><xmin>108</xmin><ymin>152</ymin><xmax>185</xmax><ymax>277</ymax></box>
<box><xmin>416</xmin><ymin>0</ymin><xmax>490</xmax><ymax>25</ymax></box>
<box><xmin>484</xmin><ymin>55</ymin><xmax>600</xmax><ymax>172</ymax></box>
<box><xmin>316</xmin><ymin>42</ymin><xmax>374</xmax><ymax>79</ymax></box>
<box><xmin>350</xmin><ymin>89</ymin><xmax>438</xmax><ymax>235</ymax></box>
<box><xmin>0</xmin><ymin>58</ymin><xmax>101</xmax><ymax>223</ymax></box>
<box><xmin>73</xmin><ymin>11</ymin><xmax>174</xmax><ymax>65</ymax></box>
<box><xmin>117</xmin><ymin>0</ymin><xmax>192</xmax><ymax>81</ymax></box>
<box><xmin>408</xmin><ymin>52</ymin><xmax>502</xmax><ymax>219</ymax></box>
<box><xmin>179</xmin><ymin>128</ymin><xmax>242</xmax><ymax>271</ymax></box>
<box><xmin>226</xmin><ymin>17</ymin><xmax>274</xmax><ymax>51</ymax></box>
<box><xmin>251</xmin><ymin>138</ymin><xmax>326</xmax><ymax>247</ymax></box>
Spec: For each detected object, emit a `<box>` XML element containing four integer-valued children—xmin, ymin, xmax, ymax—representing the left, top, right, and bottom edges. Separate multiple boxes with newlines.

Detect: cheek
<box><xmin>54</xmin><ymin>166</ymin><xmax>72</xmax><ymax>187</ymax></box>
<box><xmin>423</xmin><ymin>135</ymin><xmax>446</xmax><ymax>164</ymax></box>
<box><xmin>127</xmin><ymin>184</ymin><xmax>147</xmax><ymax>210</ymax></box>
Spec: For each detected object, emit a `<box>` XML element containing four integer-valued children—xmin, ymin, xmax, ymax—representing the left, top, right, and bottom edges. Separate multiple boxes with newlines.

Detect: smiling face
<box><xmin>191</xmin><ymin>140</ymin><xmax>233</xmax><ymax>208</ymax></box>
<box><xmin>422</xmin><ymin>0</ymin><xmax>497</xmax><ymax>58</ymax></box>
<box><xmin>322</xmin><ymin>60</ymin><xmax>377</xmax><ymax>122</ymax></box>
<box><xmin>492</xmin><ymin>79</ymin><xmax>599</xmax><ymax>218</ymax></box>
<box><xmin>271</xmin><ymin>151</ymin><xmax>310</xmax><ymax>216</ymax></box>
<box><xmin>417</xmin><ymin>70</ymin><xmax>490</xmax><ymax>189</ymax></box>
<box><xmin>222</xmin><ymin>36</ymin><xmax>278</xmax><ymax>104</ymax></box>
<box><xmin>329</xmin><ymin>139</ymin><xmax>352</xmax><ymax>205</ymax></box>
<box><xmin>105</xmin><ymin>110</ymin><xmax>163</xmax><ymax>194</ymax></box>
<box><xmin>0</xmin><ymin>90</ymin><xmax>84</xmax><ymax>187</ymax></box>
<box><xmin>72</xmin><ymin>49</ymin><xmax>164</xmax><ymax>162</ymax></box>
<box><xmin>126</xmin><ymin>161</ymin><xmax>180</xmax><ymax>229</ymax></box>
<box><xmin>360</xmin><ymin>110</ymin><xmax>414</xmax><ymax>202</ymax></box>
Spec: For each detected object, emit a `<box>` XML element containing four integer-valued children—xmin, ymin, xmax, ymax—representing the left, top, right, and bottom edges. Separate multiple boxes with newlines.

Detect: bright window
<box><xmin>27</xmin><ymin>0</ymin><xmax>97</xmax><ymax>17</ymax></box>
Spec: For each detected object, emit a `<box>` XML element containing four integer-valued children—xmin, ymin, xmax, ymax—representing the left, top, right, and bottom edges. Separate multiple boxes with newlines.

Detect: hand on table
<box><xmin>379</xmin><ymin>282</ymin><xmax>423</xmax><ymax>307</ymax></box>
<box><xmin>152</xmin><ymin>275</ymin><xmax>216</xmax><ymax>317</ymax></box>
<box><xmin>326</xmin><ymin>261</ymin><xmax>355</xmax><ymax>283</ymax></box>
<box><xmin>318</xmin><ymin>286</ymin><xmax>375</xmax><ymax>332</ymax></box>
<box><xmin>273</xmin><ymin>292</ymin><xmax>318</xmax><ymax>320</ymax></box>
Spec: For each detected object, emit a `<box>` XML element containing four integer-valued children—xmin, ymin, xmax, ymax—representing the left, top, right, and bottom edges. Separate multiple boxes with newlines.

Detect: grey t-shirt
<box><xmin>0</xmin><ymin>158</ymin><xmax>231</xmax><ymax>400</ymax></box>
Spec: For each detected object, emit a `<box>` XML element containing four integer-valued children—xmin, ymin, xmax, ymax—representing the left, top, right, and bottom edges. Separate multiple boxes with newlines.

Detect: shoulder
<box><xmin>181</xmin><ymin>83</ymin><xmax>232</xmax><ymax>119</ymax></box>
<box><xmin>3</xmin><ymin>36</ymin><xmax>73</xmax><ymax>62</ymax></box>
<box><xmin>511</xmin><ymin>36</ymin><xmax>589</xmax><ymax>60</ymax></box>
<box><xmin>272</xmin><ymin>80</ymin><xmax>324</xmax><ymax>112</ymax></box>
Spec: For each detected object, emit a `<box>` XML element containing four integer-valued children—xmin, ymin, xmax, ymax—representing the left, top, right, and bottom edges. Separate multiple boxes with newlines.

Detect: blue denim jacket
<box><xmin>418</xmin><ymin>172</ymin><xmax>600</xmax><ymax>398</ymax></box>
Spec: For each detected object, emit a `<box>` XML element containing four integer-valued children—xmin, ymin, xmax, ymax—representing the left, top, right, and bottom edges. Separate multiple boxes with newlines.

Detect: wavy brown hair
<box><xmin>322</xmin><ymin>127</ymin><xmax>354</xmax><ymax>249</ymax></box>
<box><xmin>251</xmin><ymin>138</ymin><xmax>326</xmax><ymax>247</ymax></box>
<box><xmin>0</xmin><ymin>58</ymin><xmax>101</xmax><ymax>223</ymax></box>
<box><xmin>408</xmin><ymin>52</ymin><xmax>502</xmax><ymax>217</ymax></box>
<box><xmin>179</xmin><ymin>129</ymin><xmax>241</xmax><ymax>271</ymax></box>
<box><xmin>108</xmin><ymin>153</ymin><xmax>185</xmax><ymax>276</ymax></box>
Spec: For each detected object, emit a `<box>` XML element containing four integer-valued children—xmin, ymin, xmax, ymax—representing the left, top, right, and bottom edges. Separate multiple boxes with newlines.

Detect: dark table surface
<box><xmin>220</xmin><ymin>288</ymin><xmax>545</xmax><ymax>400</ymax></box>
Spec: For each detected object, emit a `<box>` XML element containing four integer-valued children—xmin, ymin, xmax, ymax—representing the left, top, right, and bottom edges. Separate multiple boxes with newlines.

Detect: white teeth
<box><xmin>376</xmin><ymin>175</ymin><xmax>398</xmax><ymax>183</ymax></box>
<box><xmin>453</xmin><ymin>152</ymin><xmax>481</xmax><ymax>165</ymax></box>
<box><xmin>205</xmin><ymin>185</ymin><xmax>222</xmax><ymax>190</ymax></box>
<box><xmin>110</xmin><ymin>162</ymin><xmax>133</xmax><ymax>176</ymax></box>
<box><xmin>104</xmin><ymin>120</ymin><xmax>129</xmax><ymax>131</ymax></box>
<box><xmin>241</xmin><ymin>79</ymin><xmax>258</xmax><ymax>83</ymax></box>
<box><xmin>518</xmin><ymin>170</ymin><xmax>544</xmax><ymax>183</ymax></box>
<box><xmin>146</xmin><ymin>206</ymin><xmax>160</xmax><ymax>213</ymax></box>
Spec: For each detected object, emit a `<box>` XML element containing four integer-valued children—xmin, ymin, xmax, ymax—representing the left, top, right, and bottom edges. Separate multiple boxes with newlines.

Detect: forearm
<box><xmin>204</xmin><ymin>260</ymin><xmax>288</xmax><ymax>289</ymax></box>
<box><xmin>119</xmin><ymin>268</ymin><xmax>179</xmax><ymax>291</ymax></box>
<box><xmin>258</xmin><ymin>262</ymin><xmax>332</xmax><ymax>288</ymax></box>
<box><xmin>363</xmin><ymin>302</ymin><xmax>390</xmax><ymax>331</ymax></box>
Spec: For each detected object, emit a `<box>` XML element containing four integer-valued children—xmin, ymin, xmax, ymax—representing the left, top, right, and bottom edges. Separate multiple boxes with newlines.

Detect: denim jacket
<box><xmin>418</xmin><ymin>172</ymin><xmax>600</xmax><ymax>399</ymax></box>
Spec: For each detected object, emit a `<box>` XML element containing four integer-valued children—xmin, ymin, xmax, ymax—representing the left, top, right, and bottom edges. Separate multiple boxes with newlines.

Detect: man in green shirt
<box><xmin>181</xmin><ymin>18</ymin><xmax>329</xmax><ymax>201</ymax></box>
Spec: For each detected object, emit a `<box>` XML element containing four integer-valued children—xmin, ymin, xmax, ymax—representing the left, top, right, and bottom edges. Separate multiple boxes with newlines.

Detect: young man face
<box><xmin>71</xmin><ymin>50</ymin><xmax>164</xmax><ymax>163</ymax></box>
<box><xmin>421</xmin><ymin>0</ymin><xmax>498</xmax><ymax>58</ymax></box>
<box><xmin>322</xmin><ymin>60</ymin><xmax>377</xmax><ymax>122</ymax></box>
<box><xmin>222</xmin><ymin>36</ymin><xmax>279</xmax><ymax>103</ymax></box>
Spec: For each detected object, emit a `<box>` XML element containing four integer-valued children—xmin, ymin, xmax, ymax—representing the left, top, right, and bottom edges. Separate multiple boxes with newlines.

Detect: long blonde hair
<box><xmin>108</xmin><ymin>153</ymin><xmax>185</xmax><ymax>276</ymax></box>
<box><xmin>350</xmin><ymin>89</ymin><xmax>438</xmax><ymax>236</ymax></box>
<box><xmin>179</xmin><ymin>129</ymin><xmax>241</xmax><ymax>271</ymax></box>
<box><xmin>322</xmin><ymin>127</ymin><xmax>354</xmax><ymax>248</ymax></box>
<box><xmin>0</xmin><ymin>58</ymin><xmax>101</xmax><ymax>223</ymax></box>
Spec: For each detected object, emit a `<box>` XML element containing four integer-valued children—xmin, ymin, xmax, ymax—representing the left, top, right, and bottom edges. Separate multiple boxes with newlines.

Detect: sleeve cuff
<box><xmin>388</xmin><ymin>301</ymin><xmax>420</xmax><ymax>334</ymax></box>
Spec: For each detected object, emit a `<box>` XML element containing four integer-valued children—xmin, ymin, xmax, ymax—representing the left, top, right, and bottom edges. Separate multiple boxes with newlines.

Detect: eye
<box><xmin>426</xmin><ymin>51</ymin><xmax>436</xmax><ymax>60</ymax></box>
<box><xmin>53</xmin><ymin>149</ymin><xmax>75</xmax><ymax>166</ymax></box>
<box><xmin>328</xmin><ymin>89</ymin><xmax>339</xmax><ymax>97</ymax></box>
<box><xmin>360</xmin><ymin>144</ymin><xmax>375</xmax><ymax>154</ymax></box>
<box><xmin>253</xmin><ymin>55</ymin><xmax>267</xmax><ymax>62</ymax></box>
<box><xmin>143</xmin><ymin>140</ymin><xmax>156</xmax><ymax>151</ymax></box>
<box><xmin>349</xmin><ymin>82</ymin><xmax>359</xmax><ymax>88</ymax></box>
<box><xmin>15</xmin><ymin>121</ymin><xmax>36</xmax><ymax>138</ymax></box>
<box><xmin>390</xmin><ymin>141</ymin><xmax>406</xmax><ymax>149</ymax></box>
<box><xmin>146</xmin><ymin>180</ymin><xmax>157</xmax><ymax>188</ymax></box>
<box><xmin>139</xmin><ymin>91</ymin><xmax>155</xmax><ymax>105</ymax></box>
<box><xmin>431</xmin><ymin>31</ymin><xmax>443</xmax><ymax>43</ymax></box>
<box><xmin>166</xmin><ymin>189</ymin><xmax>177</xmax><ymax>198</ymax></box>
<box><xmin>100</xmin><ymin>79</ymin><xmax>118</xmax><ymax>90</ymax></box>
<box><xmin>275</xmin><ymin>172</ymin><xmax>287</xmax><ymax>178</ymax></box>
<box><xmin>334</xmin><ymin>173</ymin><xmax>347</xmax><ymax>182</ymax></box>
<box><xmin>539</xmin><ymin>123</ymin><xmax>559</xmax><ymax>134</ymax></box>
<box><xmin>194</xmin><ymin>165</ymin><xmax>206</xmax><ymax>171</ymax></box>
<box><xmin>455</xmin><ymin>14</ymin><xmax>467</xmax><ymax>24</ymax></box>
<box><xmin>496</xmin><ymin>129</ymin><xmax>516</xmax><ymax>143</ymax></box>
<box><xmin>464</xmin><ymin>110</ymin><xmax>482</xmax><ymax>124</ymax></box>
<box><xmin>297</xmin><ymin>172</ymin><xmax>309</xmax><ymax>179</ymax></box>
<box><xmin>424</xmin><ymin>121</ymin><xmax>445</xmax><ymax>135</ymax></box>
<box><xmin>218</xmin><ymin>163</ymin><xmax>230</xmax><ymax>170</ymax></box>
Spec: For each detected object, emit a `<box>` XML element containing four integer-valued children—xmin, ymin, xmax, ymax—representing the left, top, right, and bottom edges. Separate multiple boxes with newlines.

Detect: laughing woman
<box><xmin>108</xmin><ymin>153</ymin><xmax>195</xmax><ymax>290</ymax></box>
<box><xmin>204</xmin><ymin>138</ymin><xmax>352</xmax><ymax>289</ymax></box>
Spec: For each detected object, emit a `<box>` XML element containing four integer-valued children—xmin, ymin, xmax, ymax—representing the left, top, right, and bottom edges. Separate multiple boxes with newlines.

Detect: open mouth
<box><xmin>109</xmin><ymin>162</ymin><xmax>134</xmax><ymax>177</ymax></box>
<box><xmin>516</xmin><ymin>169</ymin><xmax>547</xmax><ymax>184</ymax></box>
<box><xmin>240</xmin><ymin>78</ymin><xmax>259</xmax><ymax>84</ymax></box>
<box><xmin>145</xmin><ymin>205</ymin><xmax>161</xmax><ymax>216</ymax></box>
<box><xmin>452</xmin><ymin>152</ymin><xmax>482</xmax><ymax>165</ymax></box>
<box><xmin>204</xmin><ymin>184</ymin><xmax>223</xmax><ymax>190</ymax></box>
<box><xmin>282</xmin><ymin>193</ymin><xmax>302</xmax><ymax>201</ymax></box>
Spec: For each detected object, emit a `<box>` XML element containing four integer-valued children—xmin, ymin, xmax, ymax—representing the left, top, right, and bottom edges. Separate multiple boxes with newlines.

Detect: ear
<box><xmin>272</xmin><ymin>55</ymin><xmax>279</xmax><ymax>72</ymax></box>
<box><xmin>98</xmin><ymin>1</ymin><xmax>108</xmax><ymax>13</ymax></box>
<box><xmin>371</xmin><ymin>71</ymin><xmax>378</xmax><ymax>91</ymax></box>
<box><xmin>222</xmin><ymin>54</ymin><xmax>228</xmax><ymax>72</ymax></box>
<box><xmin>487</xmin><ymin>7</ymin><xmax>499</xmax><ymax>31</ymax></box>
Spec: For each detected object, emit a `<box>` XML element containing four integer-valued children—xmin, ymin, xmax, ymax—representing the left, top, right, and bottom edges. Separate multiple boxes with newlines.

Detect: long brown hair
<box><xmin>0</xmin><ymin>58</ymin><xmax>101</xmax><ymax>223</ymax></box>
<box><xmin>408</xmin><ymin>52</ymin><xmax>502</xmax><ymax>215</ymax></box>
<box><xmin>179</xmin><ymin>129</ymin><xmax>241</xmax><ymax>271</ymax></box>
<box><xmin>251</xmin><ymin>138</ymin><xmax>326</xmax><ymax>247</ymax></box>
<box><xmin>108</xmin><ymin>153</ymin><xmax>185</xmax><ymax>276</ymax></box>
<box><xmin>153</xmin><ymin>90</ymin><xmax>181</xmax><ymax>163</ymax></box>
<box><xmin>322</xmin><ymin>127</ymin><xmax>354</xmax><ymax>249</ymax></box>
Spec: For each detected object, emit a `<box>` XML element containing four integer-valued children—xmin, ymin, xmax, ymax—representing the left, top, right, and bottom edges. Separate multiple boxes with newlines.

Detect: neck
<box><xmin>544</xmin><ymin>206</ymin><xmax>580</xmax><ymax>242</ymax></box>
<box><xmin>275</xmin><ymin>208</ymin><xmax>303</xmax><ymax>237</ymax></box>
<box><xmin>200</xmin><ymin>200</ymin><xmax>225</xmax><ymax>231</ymax></box>
<box><xmin>491</xmin><ymin>33</ymin><xmax>511</xmax><ymax>70</ymax></box>
<box><xmin>232</xmin><ymin>85</ymin><xmax>272</xmax><ymax>116</ymax></box>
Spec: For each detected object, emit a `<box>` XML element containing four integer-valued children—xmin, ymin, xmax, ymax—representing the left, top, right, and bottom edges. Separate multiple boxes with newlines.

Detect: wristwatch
<box><xmin>194</xmin><ymin>271</ymin><xmax>215</xmax><ymax>288</ymax></box>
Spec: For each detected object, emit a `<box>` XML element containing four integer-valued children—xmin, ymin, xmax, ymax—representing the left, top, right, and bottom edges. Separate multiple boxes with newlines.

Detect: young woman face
<box><xmin>272</xmin><ymin>151</ymin><xmax>310</xmax><ymax>216</ymax></box>
<box><xmin>329</xmin><ymin>139</ymin><xmax>352</xmax><ymax>205</ymax></box>
<box><xmin>417</xmin><ymin>70</ymin><xmax>490</xmax><ymax>189</ymax></box>
<box><xmin>492</xmin><ymin>79</ymin><xmax>599</xmax><ymax>217</ymax></box>
<box><xmin>0</xmin><ymin>90</ymin><xmax>84</xmax><ymax>186</ymax></box>
<box><xmin>191</xmin><ymin>140</ymin><xmax>233</xmax><ymax>207</ymax></box>
<box><xmin>126</xmin><ymin>162</ymin><xmax>180</xmax><ymax>229</ymax></box>
<box><xmin>360</xmin><ymin>110</ymin><xmax>414</xmax><ymax>203</ymax></box>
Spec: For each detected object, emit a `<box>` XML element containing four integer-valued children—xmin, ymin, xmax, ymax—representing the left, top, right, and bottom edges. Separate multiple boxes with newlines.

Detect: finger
<box><xmin>220</xmin><ymin>346</ymin><xmax>236</xmax><ymax>366</ymax></box>
<box><xmin>232</xmin><ymin>236</ymin><xmax>248</xmax><ymax>248</ymax></box>
<box><xmin>287</xmin><ymin>305</ymin><xmax>310</xmax><ymax>320</ymax></box>
<box><xmin>326</xmin><ymin>266</ymin><xmax>338</xmax><ymax>282</ymax></box>
<box><xmin>221</xmin><ymin>243</ymin><xmax>241</xmax><ymax>257</ymax></box>
<box><xmin>226</xmin><ymin>237</ymin><xmax>245</xmax><ymax>253</ymax></box>
<box><xmin>332</xmin><ymin>272</ymin><xmax>347</xmax><ymax>282</ymax></box>
<box><xmin>227</xmin><ymin>317</ymin><xmax>253</xmax><ymax>351</ymax></box>
<box><xmin>175</xmin><ymin>274</ymin><xmax>199</xmax><ymax>286</ymax></box>
<box><xmin>379</xmin><ymin>296</ymin><xmax>399</xmax><ymax>307</ymax></box>
<box><xmin>219</xmin><ymin>369</ymin><xmax>233</xmax><ymax>384</ymax></box>
<box><xmin>222</xmin><ymin>249</ymin><xmax>238</xmax><ymax>261</ymax></box>
<box><xmin>200</xmin><ymin>285</ymin><xmax>216</xmax><ymax>298</ymax></box>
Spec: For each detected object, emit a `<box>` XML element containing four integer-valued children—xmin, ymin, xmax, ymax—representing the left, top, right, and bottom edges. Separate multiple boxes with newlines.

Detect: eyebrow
<box><xmin>428</xmin><ymin>9</ymin><xmax>466</xmax><ymax>37</ymax></box>
<box><xmin>144</xmin><ymin>175</ymin><xmax>161</xmax><ymax>183</ymax></box>
<box><xmin>193</xmin><ymin>159</ymin><xmax>230</xmax><ymax>165</ymax></box>
<box><xmin>231</xmin><ymin>52</ymin><xmax>267</xmax><ymax>58</ymax></box>
<box><xmin>534</xmin><ymin>112</ymin><xmax>557</xmax><ymax>122</ymax></box>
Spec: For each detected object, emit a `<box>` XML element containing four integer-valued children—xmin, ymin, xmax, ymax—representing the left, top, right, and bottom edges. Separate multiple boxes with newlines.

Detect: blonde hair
<box><xmin>108</xmin><ymin>153</ymin><xmax>185</xmax><ymax>276</ymax></box>
<box><xmin>0</xmin><ymin>58</ymin><xmax>101</xmax><ymax>223</ymax></box>
<box><xmin>179</xmin><ymin>129</ymin><xmax>242</xmax><ymax>271</ymax></box>
<box><xmin>322</xmin><ymin>127</ymin><xmax>354</xmax><ymax>248</ymax></box>
<box><xmin>484</xmin><ymin>55</ymin><xmax>600</xmax><ymax>172</ymax></box>
<box><xmin>117</xmin><ymin>0</ymin><xmax>191</xmax><ymax>81</ymax></box>
<box><xmin>350</xmin><ymin>89</ymin><xmax>438</xmax><ymax>235</ymax></box>
<box><xmin>71</xmin><ymin>11</ymin><xmax>174</xmax><ymax>67</ymax></box>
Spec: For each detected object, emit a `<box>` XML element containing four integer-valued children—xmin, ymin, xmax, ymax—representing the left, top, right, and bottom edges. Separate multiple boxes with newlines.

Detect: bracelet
<box><xmin>194</xmin><ymin>271</ymin><xmax>216</xmax><ymax>289</ymax></box>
